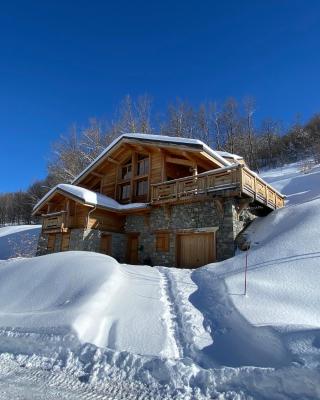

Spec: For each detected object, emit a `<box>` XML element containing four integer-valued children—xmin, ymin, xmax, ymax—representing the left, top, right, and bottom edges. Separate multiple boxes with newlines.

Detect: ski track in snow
<box><xmin>158</xmin><ymin>267</ymin><xmax>213</xmax><ymax>362</ymax></box>
<box><xmin>158</xmin><ymin>267</ymin><xmax>183</xmax><ymax>359</ymax></box>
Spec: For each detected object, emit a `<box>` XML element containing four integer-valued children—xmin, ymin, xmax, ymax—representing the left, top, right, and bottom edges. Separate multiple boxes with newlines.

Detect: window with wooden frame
<box><xmin>155</xmin><ymin>232</ymin><xmax>169</xmax><ymax>252</ymax></box>
<box><xmin>121</xmin><ymin>163</ymin><xmax>132</xmax><ymax>180</ymax></box>
<box><xmin>137</xmin><ymin>154</ymin><xmax>149</xmax><ymax>176</ymax></box>
<box><xmin>120</xmin><ymin>183</ymin><xmax>131</xmax><ymax>201</ymax></box>
<box><xmin>135</xmin><ymin>178</ymin><xmax>148</xmax><ymax>197</ymax></box>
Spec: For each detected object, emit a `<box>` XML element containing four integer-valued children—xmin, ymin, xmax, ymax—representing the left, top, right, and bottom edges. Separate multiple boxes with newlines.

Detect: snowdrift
<box><xmin>191</xmin><ymin>164</ymin><xmax>320</xmax><ymax>370</ymax></box>
<box><xmin>0</xmin><ymin>251</ymin><xmax>176</xmax><ymax>358</ymax></box>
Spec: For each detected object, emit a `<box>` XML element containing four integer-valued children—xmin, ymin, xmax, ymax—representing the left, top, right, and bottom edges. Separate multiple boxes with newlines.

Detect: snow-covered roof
<box><xmin>216</xmin><ymin>150</ymin><xmax>243</xmax><ymax>160</ymax></box>
<box><xmin>32</xmin><ymin>184</ymin><xmax>149</xmax><ymax>215</ymax></box>
<box><xmin>72</xmin><ymin>133</ymin><xmax>232</xmax><ymax>184</ymax></box>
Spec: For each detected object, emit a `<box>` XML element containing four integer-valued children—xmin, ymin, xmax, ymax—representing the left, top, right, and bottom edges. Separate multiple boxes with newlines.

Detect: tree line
<box><xmin>1</xmin><ymin>94</ymin><xmax>320</xmax><ymax>225</ymax></box>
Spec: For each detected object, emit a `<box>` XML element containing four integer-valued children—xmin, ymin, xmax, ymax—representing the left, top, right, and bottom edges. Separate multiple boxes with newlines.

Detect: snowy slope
<box><xmin>0</xmin><ymin>162</ymin><xmax>319</xmax><ymax>398</ymax></box>
<box><xmin>190</xmin><ymin>162</ymin><xmax>320</xmax><ymax>369</ymax></box>
<box><xmin>0</xmin><ymin>225</ymin><xmax>41</xmax><ymax>260</ymax></box>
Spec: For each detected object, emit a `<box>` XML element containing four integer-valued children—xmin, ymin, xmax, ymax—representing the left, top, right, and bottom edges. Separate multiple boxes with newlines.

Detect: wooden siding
<box><xmin>84</xmin><ymin>143</ymin><xmax>214</xmax><ymax>203</ymax></box>
<box><xmin>150</xmin><ymin>152</ymin><xmax>163</xmax><ymax>184</ymax></box>
<box><xmin>101</xmin><ymin>164</ymin><xmax>117</xmax><ymax>197</ymax></box>
<box><xmin>87</xmin><ymin>209</ymin><xmax>125</xmax><ymax>232</ymax></box>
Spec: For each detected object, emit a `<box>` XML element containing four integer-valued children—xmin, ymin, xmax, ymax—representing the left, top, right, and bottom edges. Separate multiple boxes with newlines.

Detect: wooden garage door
<box><xmin>177</xmin><ymin>232</ymin><xmax>216</xmax><ymax>268</ymax></box>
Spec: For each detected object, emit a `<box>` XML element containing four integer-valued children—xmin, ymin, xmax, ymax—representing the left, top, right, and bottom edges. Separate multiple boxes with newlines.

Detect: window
<box><xmin>155</xmin><ymin>232</ymin><xmax>169</xmax><ymax>252</ymax></box>
<box><xmin>120</xmin><ymin>183</ymin><xmax>131</xmax><ymax>200</ymax></box>
<box><xmin>137</xmin><ymin>155</ymin><xmax>149</xmax><ymax>176</ymax></box>
<box><xmin>121</xmin><ymin>164</ymin><xmax>132</xmax><ymax>180</ymax></box>
<box><xmin>136</xmin><ymin>179</ymin><xmax>148</xmax><ymax>197</ymax></box>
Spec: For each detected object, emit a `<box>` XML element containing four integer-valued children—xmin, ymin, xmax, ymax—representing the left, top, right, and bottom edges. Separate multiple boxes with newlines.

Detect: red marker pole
<box><xmin>244</xmin><ymin>248</ymin><xmax>248</xmax><ymax>296</ymax></box>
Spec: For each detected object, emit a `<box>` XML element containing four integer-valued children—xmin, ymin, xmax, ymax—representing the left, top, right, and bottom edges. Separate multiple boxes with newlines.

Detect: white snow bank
<box><xmin>0</xmin><ymin>225</ymin><xmax>41</xmax><ymax>260</ymax></box>
<box><xmin>190</xmin><ymin>161</ymin><xmax>320</xmax><ymax>370</ymax></box>
<box><xmin>33</xmin><ymin>183</ymin><xmax>149</xmax><ymax>214</ymax></box>
<box><xmin>0</xmin><ymin>251</ymin><xmax>175</xmax><ymax>358</ymax></box>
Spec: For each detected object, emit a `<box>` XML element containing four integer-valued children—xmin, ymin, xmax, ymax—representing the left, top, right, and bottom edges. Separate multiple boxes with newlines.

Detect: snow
<box><xmin>0</xmin><ymin>160</ymin><xmax>320</xmax><ymax>398</ymax></box>
<box><xmin>0</xmin><ymin>225</ymin><xmax>41</xmax><ymax>260</ymax></box>
<box><xmin>33</xmin><ymin>183</ymin><xmax>149</xmax><ymax>214</ymax></box>
<box><xmin>0</xmin><ymin>252</ymin><xmax>174</xmax><ymax>358</ymax></box>
<box><xmin>216</xmin><ymin>150</ymin><xmax>243</xmax><ymax>160</ymax></box>
<box><xmin>72</xmin><ymin>133</ymin><xmax>232</xmax><ymax>184</ymax></box>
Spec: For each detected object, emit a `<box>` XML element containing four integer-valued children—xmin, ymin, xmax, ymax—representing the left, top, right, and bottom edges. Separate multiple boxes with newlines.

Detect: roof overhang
<box><xmin>72</xmin><ymin>133</ymin><xmax>231</xmax><ymax>185</ymax></box>
<box><xmin>32</xmin><ymin>186</ymin><xmax>150</xmax><ymax>217</ymax></box>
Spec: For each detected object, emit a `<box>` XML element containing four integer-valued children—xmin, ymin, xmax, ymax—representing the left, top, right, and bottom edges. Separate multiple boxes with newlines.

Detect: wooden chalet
<box><xmin>33</xmin><ymin>133</ymin><xmax>285</xmax><ymax>268</ymax></box>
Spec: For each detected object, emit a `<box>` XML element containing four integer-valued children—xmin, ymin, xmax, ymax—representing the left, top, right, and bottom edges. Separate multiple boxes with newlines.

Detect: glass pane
<box><xmin>121</xmin><ymin>184</ymin><xmax>131</xmax><ymax>199</ymax></box>
<box><xmin>122</xmin><ymin>164</ymin><xmax>132</xmax><ymax>180</ymax></box>
<box><xmin>136</xmin><ymin>179</ymin><xmax>148</xmax><ymax>196</ymax></box>
<box><xmin>137</xmin><ymin>158</ymin><xmax>149</xmax><ymax>176</ymax></box>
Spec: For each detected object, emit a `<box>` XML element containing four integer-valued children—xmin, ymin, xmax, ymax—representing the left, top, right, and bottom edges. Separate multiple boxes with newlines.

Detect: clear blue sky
<box><xmin>0</xmin><ymin>0</ymin><xmax>320</xmax><ymax>192</ymax></box>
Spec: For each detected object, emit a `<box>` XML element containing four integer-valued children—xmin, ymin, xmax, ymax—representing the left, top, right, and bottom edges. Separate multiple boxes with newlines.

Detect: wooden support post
<box><xmin>147</xmin><ymin>154</ymin><xmax>151</xmax><ymax>202</ymax></box>
<box><xmin>130</xmin><ymin>152</ymin><xmax>136</xmax><ymax>202</ymax></box>
<box><xmin>114</xmin><ymin>165</ymin><xmax>119</xmax><ymax>199</ymax></box>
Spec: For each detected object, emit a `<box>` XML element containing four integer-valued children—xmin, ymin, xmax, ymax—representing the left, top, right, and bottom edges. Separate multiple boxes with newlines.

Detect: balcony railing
<box><xmin>42</xmin><ymin>211</ymin><xmax>68</xmax><ymax>233</ymax></box>
<box><xmin>151</xmin><ymin>165</ymin><xmax>285</xmax><ymax>210</ymax></box>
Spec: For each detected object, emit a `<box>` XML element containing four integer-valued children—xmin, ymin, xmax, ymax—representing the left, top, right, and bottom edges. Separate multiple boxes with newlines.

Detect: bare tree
<box><xmin>116</xmin><ymin>94</ymin><xmax>153</xmax><ymax>134</ymax></box>
<box><xmin>220</xmin><ymin>98</ymin><xmax>240</xmax><ymax>154</ymax></box>
<box><xmin>243</xmin><ymin>97</ymin><xmax>259</xmax><ymax>171</ymax></box>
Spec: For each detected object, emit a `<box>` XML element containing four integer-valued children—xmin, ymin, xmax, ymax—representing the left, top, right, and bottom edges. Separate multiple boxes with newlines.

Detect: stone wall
<box><xmin>36</xmin><ymin>228</ymin><xmax>127</xmax><ymax>262</ymax></box>
<box><xmin>125</xmin><ymin>198</ymin><xmax>252</xmax><ymax>267</ymax></box>
<box><xmin>36</xmin><ymin>233</ymin><xmax>49</xmax><ymax>256</ymax></box>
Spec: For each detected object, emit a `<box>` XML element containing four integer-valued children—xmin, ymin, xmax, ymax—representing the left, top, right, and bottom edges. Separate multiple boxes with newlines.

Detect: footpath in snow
<box><xmin>0</xmin><ymin>161</ymin><xmax>319</xmax><ymax>399</ymax></box>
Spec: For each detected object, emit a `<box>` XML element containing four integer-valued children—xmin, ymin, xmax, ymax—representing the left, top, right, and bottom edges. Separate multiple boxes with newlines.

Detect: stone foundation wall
<box><xmin>125</xmin><ymin>198</ymin><xmax>253</xmax><ymax>267</ymax></box>
<box><xmin>36</xmin><ymin>233</ymin><xmax>49</xmax><ymax>256</ymax></box>
<box><xmin>36</xmin><ymin>228</ymin><xmax>127</xmax><ymax>262</ymax></box>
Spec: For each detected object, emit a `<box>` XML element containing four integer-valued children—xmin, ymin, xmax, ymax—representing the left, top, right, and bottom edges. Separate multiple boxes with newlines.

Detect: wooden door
<box><xmin>100</xmin><ymin>234</ymin><xmax>112</xmax><ymax>255</ymax></box>
<box><xmin>61</xmin><ymin>232</ymin><xmax>70</xmax><ymax>252</ymax></box>
<box><xmin>177</xmin><ymin>232</ymin><xmax>215</xmax><ymax>268</ymax></box>
<box><xmin>47</xmin><ymin>233</ymin><xmax>56</xmax><ymax>252</ymax></box>
<box><xmin>127</xmin><ymin>234</ymin><xmax>139</xmax><ymax>264</ymax></box>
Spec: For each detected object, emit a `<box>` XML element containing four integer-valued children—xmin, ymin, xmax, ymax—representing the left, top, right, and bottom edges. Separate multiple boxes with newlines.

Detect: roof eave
<box><xmin>72</xmin><ymin>134</ymin><xmax>229</xmax><ymax>185</ymax></box>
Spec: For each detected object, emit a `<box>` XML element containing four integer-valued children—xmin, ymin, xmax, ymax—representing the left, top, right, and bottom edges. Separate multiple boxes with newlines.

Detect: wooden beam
<box><xmin>90</xmin><ymin>171</ymin><xmax>104</xmax><ymax>178</ymax></box>
<box><xmin>199</xmin><ymin>151</ymin><xmax>224</xmax><ymax>168</ymax></box>
<box><xmin>181</xmin><ymin>151</ymin><xmax>214</xmax><ymax>171</ymax></box>
<box><xmin>130</xmin><ymin>152</ymin><xmax>137</xmax><ymax>202</ymax></box>
<box><xmin>166</xmin><ymin>156</ymin><xmax>194</xmax><ymax>167</ymax></box>
<box><xmin>107</xmin><ymin>157</ymin><xmax>120</xmax><ymax>165</ymax></box>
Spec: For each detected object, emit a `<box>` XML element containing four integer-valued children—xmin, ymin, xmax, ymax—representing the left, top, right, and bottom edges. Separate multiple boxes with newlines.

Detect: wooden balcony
<box><xmin>151</xmin><ymin>165</ymin><xmax>285</xmax><ymax>210</ymax></box>
<box><xmin>42</xmin><ymin>211</ymin><xmax>69</xmax><ymax>233</ymax></box>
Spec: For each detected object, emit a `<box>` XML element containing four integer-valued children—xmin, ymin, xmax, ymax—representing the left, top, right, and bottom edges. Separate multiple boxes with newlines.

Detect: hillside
<box><xmin>0</xmin><ymin>162</ymin><xmax>319</xmax><ymax>399</ymax></box>
<box><xmin>0</xmin><ymin>225</ymin><xmax>40</xmax><ymax>260</ymax></box>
